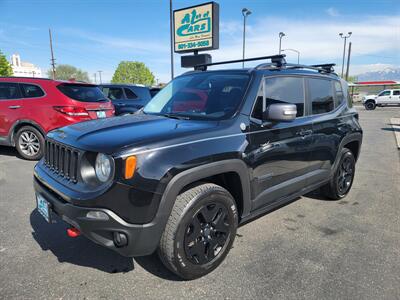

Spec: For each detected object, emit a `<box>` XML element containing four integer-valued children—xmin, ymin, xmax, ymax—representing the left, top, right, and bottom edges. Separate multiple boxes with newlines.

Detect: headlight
<box><xmin>95</xmin><ymin>153</ymin><xmax>113</xmax><ymax>182</ymax></box>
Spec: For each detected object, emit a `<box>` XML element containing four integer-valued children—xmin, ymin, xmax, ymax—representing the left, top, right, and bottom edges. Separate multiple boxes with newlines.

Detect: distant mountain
<box><xmin>356</xmin><ymin>67</ymin><xmax>400</xmax><ymax>81</ymax></box>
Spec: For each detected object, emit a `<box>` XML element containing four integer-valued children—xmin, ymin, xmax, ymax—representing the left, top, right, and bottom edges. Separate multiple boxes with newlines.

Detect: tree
<box><xmin>47</xmin><ymin>64</ymin><xmax>90</xmax><ymax>82</ymax></box>
<box><xmin>0</xmin><ymin>50</ymin><xmax>13</xmax><ymax>76</ymax></box>
<box><xmin>112</xmin><ymin>61</ymin><xmax>155</xmax><ymax>85</ymax></box>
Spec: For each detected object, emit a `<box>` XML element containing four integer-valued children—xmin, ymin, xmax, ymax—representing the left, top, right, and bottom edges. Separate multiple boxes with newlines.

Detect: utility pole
<box><xmin>242</xmin><ymin>8</ymin><xmax>252</xmax><ymax>68</ymax></box>
<box><xmin>169</xmin><ymin>0</ymin><xmax>174</xmax><ymax>80</ymax></box>
<box><xmin>49</xmin><ymin>28</ymin><xmax>56</xmax><ymax>79</ymax></box>
<box><xmin>345</xmin><ymin>42</ymin><xmax>352</xmax><ymax>81</ymax></box>
<box><xmin>94</xmin><ymin>73</ymin><xmax>97</xmax><ymax>84</ymax></box>
<box><xmin>98</xmin><ymin>71</ymin><xmax>102</xmax><ymax>84</ymax></box>
<box><xmin>339</xmin><ymin>32</ymin><xmax>352</xmax><ymax>78</ymax></box>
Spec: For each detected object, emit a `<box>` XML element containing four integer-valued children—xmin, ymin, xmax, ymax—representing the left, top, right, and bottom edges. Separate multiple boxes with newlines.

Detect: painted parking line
<box><xmin>390</xmin><ymin>118</ymin><xmax>400</xmax><ymax>149</ymax></box>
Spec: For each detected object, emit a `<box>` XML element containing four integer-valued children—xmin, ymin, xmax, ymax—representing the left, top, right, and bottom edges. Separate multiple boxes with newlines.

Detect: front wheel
<box><xmin>15</xmin><ymin>126</ymin><xmax>45</xmax><ymax>160</ymax></box>
<box><xmin>364</xmin><ymin>101</ymin><xmax>376</xmax><ymax>110</ymax></box>
<box><xmin>322</xmin><ymin>148</ymin><xmax>355</xmax><ymax>200</ymax></box>
<box><xmin>158</xmin><ymin>183</ymin><xmax>238</xmax><ymax>280</ymax></box>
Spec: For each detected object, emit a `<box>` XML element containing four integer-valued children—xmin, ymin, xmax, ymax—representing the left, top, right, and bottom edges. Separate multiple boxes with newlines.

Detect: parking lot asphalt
<box><xmin>0</xmin><ymin>107</ymin><xmax>399</xmax><ymax>299</ymax></box>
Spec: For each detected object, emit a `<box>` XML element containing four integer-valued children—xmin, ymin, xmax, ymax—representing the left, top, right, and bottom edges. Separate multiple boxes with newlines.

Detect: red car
<box><xmin>0</xmin><ymin>77</ymin><xmax>114</xmax><ymax>160</ymax></box>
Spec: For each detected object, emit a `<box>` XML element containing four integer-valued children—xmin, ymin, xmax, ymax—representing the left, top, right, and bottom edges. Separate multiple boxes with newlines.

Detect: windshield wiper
<box><xmin>160</xmin><ymin>113</ymin><xmax>190</xmax><ymax>120</ymax></box>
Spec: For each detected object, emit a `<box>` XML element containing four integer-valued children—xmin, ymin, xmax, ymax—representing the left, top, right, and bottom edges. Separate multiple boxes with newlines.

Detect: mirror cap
<box><xmin>264</xmin><ymin>103</ymin><xmax>297</xmax><ymax>122</ymax></box>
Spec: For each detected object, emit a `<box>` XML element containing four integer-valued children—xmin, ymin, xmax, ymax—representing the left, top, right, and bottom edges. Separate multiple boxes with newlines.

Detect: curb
<box><xmin>390</xmin><ymin>118</ymin><xmax>400</xmax><ymax>149</ymax></box>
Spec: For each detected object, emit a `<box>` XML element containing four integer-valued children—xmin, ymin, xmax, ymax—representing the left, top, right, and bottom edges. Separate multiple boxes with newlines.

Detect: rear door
<box><xmin>0</xmin><ymin>82</ymin><xmax>22</xmax><ymax>138</ymax></box>
<box><xmin>390</xmin><ymin>90</ymin><xmax>400</xmax><ymax>104</ymax></box>
<box><xmin>307</xmin><ymin>78</ymin><xmax>346</xmax><ymax>186</ymax></box>
<box><xmin>124</xmin><ymin>87</ymin><xmax>152</xmax><ymax>111</ymax></box>
<box><xmin>102</xmin><ymin>86</ymin><xmax>125</xmax><ymax>114</ymax></box>
<box><xmin>247</xmin><ymin>75</ymin><xmax>314</xmax><ymax>210</ymax></box>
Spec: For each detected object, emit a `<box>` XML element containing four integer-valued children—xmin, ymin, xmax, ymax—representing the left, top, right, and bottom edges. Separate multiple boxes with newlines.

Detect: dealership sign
<box><xmin>173</xmin><ymin>2</ymin><xmax>219</xmax><ymax>53</ymax></box>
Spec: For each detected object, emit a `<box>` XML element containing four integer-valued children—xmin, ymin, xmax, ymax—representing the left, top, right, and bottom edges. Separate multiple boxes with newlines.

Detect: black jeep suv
<box><xmin>33</xmin><ymin>56</ymin><xmax>362</xmax><ymax>279</ymax></box>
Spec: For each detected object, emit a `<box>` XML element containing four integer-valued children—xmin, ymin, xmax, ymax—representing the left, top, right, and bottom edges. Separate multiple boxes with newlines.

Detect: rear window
<box><xmin>57</xmin><ymin>84</ymin><xmax>106</xmax><ymax>102</ymax></box>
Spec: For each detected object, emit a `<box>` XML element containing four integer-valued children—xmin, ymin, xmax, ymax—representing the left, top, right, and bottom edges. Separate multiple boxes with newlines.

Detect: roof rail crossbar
<box><xmin>193</xmin><ymin>54</ymin><xmax>286</xmax><ymax>71</ymax></box>
<box><xmin>284</xmin><ymin>63</ymin><xmax>336</xmax><ymax>74</ymax></box>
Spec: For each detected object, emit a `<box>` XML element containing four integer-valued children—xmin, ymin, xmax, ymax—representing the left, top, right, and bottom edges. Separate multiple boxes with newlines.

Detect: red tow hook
<box><xmin>67</xmin><ymin>227</ymin><xmax>81</xmax><ymax>238</ymax></box>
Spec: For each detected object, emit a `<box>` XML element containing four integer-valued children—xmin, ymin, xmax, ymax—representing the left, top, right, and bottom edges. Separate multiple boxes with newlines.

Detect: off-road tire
<box><xmin>364</xmin><ymin>101</ymin><xmax>376</xmax><ymax>110</ymax></box>
<box><xmin>158</xmin><ymin>183</ymin><xmax>238</xmax><ymax>280</ymax></box>
<box><xmin>15</xmin><ymin>126</ymin><xmax>45</xmax><ymax>160</ymax></box>
<box><xmin>322</xmin><ymin>148</ymin><xmax>355</xmax><ymax>200</ymax></box>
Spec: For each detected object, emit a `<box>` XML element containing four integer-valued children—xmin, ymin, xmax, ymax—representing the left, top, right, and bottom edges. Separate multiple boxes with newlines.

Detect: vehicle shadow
<box><xmin>30</xmin><ymin>209</ymin><xmax>181</xmax><ymax>280</ymax></box>
<box><xmin>0</xmin><ymin>146</ymin><xmax>22</xmax><ymax>158</ymax></box>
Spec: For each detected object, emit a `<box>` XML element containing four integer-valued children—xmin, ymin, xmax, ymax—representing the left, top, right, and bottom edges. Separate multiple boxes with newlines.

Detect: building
<box><xmin>10</xmin><ymin>54</ymin><xmax>42</xmax><ymax>77</ymax></box>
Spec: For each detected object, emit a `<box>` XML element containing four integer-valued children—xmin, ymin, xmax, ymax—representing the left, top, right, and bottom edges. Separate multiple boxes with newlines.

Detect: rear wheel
<box><xmin>158</xmin><ymin>183</ymin><xmax>238</xmax><ymax>280</ymax></box>
<box><xmin>364</xmin><ymin>101</ymin><xmax>376</xmax><ymax>110</ymax></box>
<box><xmin>15</xmin><ymin>126</ymin><xmax>44</xmax><ymax>160</ymax></box>
<box><xmin>322</xmin><ymin>148</ymin><xmax>355</xmax><ymax>200</ymax></box>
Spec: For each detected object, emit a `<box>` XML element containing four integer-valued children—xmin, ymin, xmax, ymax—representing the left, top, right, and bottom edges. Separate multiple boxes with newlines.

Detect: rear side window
<box><xmin>20</xmin><ymin>84</ymin><xmax>45</xmax><ymax>98</ymax></box>
<box><xmin>0</xmin><ymin>83</ymin><xmax>21</xmax><ymax>100</ymax></box>
<box><xmin>57</xmin><ymin>84</ymin><xmax>106</xmax><ymax>102</ymax></box>
<box><xmin>308</xmin><ymin>78</ymin><xmax>334</xmax><ymax>114</ymax></box>
<box><xmin>334</xmin><ymin>81</ymin><xmax>344</xmax><ymax>107</ymax></box>
<box><xmin>124</xmin><ymin>88</ymin><xmax>138</xmax><ymax>99</ymax></box>
<box><xmin>393</xmin><ymin>90</ymin><xmax>400</xmax><ymax>96</ymax></box>
<box><xmin>102</xmin><ymin>87</ymin><xmax>124</xmax><ymax>100</ymax></box>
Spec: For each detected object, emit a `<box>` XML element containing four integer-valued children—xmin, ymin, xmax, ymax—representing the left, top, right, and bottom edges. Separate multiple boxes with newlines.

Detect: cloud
<box><xmin>207</xmin><ymin>15</ymin><xmax>400</xmax><ymax>70</ymax></box>
<box><xmin>326</xmin><ymin>7</ymin><xmax>340</xmax><ymax>17</ymax></box>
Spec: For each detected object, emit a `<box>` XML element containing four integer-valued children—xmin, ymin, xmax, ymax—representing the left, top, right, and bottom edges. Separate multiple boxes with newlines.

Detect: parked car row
<box><xmin>0</xmin><ymin>77</ymin><xmax>160</xmax><ymax>160</ymax></box>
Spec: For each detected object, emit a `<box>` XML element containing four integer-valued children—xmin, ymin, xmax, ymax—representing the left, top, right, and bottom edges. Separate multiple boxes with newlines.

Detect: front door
<box><xmin>0</xmin><ymin>82</ymin><xmax>22</xmax><ymax>138</ymax></box>
<box><xmin>376</xmin><ymin>90</ymin><xmax>391</xmax><ymax>104</ymax></box>
<box><xmin>246</xmin><ymin>76</ymin><xmax>313</xmax><ymax>210</ymax></box>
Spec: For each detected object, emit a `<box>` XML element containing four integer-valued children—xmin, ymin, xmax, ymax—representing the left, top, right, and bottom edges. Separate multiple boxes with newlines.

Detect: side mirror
<box><xmin>263</xmin><ymin>103</ymin><xmax>297</xmax><ymax>122</ymax></box>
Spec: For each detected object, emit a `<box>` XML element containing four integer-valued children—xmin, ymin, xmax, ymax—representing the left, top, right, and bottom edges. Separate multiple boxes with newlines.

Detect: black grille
<box><xmin>44</xmin><ymin>139</ymin><xmax>79</xmax><ymax>183</ymax></box>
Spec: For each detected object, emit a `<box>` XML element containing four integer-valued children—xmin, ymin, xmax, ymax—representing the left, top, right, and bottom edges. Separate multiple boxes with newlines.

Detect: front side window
<box><xmin>57</xmin><ymin>84</ymin><xmax>106</xmax><ymax>102</ymax></box>
<box><xmin>20</xmin><ymin>84</ymin><xmax>45</xmax><ymax>98</ymax></box>
<box><xmin>144</xmin><ymin>73</ymin><xmax>250</xmax><ymax>120</ymax></box>
<box><xmin>0</xmin><ymin>83</ymin><xmax>21</xmax><ymax>100</ymax></box>
<box><xmin>251</xmin><ymin>76</ymin><xmax>305</xmax><ymax>120</ymax></box>
<box><xmin>378</xmin><ymin>90</ymin><xmax>391</xmax><ymax>97</ymax></box>
<box><xmin>308</xmin><ymin>78</ymin><xmax>334</xmax><ymax>115</ymax></box>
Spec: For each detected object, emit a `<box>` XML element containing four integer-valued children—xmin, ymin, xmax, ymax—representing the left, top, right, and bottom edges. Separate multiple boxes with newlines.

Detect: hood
<box><xmin>47</xmin><ymin>114</ymin><xmax>219</xmax><ymax>154</ymax></box>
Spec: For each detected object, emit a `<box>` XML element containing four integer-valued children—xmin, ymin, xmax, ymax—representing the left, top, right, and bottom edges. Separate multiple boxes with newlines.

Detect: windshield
<box><xmin>57</xmin><ymin>84</ymin><xmax>108</xmax><ymax>102</ymax></box>
<box><xmin>143</xmin><ymin>73</ymin><xmax>250</xmax><ymax>120</ymax></box>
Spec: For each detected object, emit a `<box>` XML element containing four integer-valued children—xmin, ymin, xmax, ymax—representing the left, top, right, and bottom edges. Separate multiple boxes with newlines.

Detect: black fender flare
<box><xmin>147</xmin><ymin>159</ymin><xmax>251</xmax><ymax>246</ymax></box>
<box><xmin>331</xmin><ymin>132</ymin><xmax>362</xmax><ymax>175</ymax></box>
<box><xmin>8</xmin><ymin>119</ymin><xmax>46</xmax><ymax>146</ymax></box>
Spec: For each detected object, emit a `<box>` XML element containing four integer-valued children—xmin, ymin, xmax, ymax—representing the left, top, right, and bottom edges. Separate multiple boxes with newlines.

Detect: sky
<box><xmin>0</xmin><ymin>0</ymin><xmax>399</xmax><ymax>83</ymax></box>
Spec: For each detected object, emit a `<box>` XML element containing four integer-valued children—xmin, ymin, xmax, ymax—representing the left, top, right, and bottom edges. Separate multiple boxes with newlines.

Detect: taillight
<box><xmin>54</xmin><ymin>106</ymin><xmax>89</xmax><ymax>117</ymax></box>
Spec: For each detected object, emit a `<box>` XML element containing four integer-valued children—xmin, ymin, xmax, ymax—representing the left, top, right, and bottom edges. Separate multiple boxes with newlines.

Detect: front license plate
<box><xmin>37</xmin><ymin>194</ymin><xmax>51</xmax><ymax>223</ymax></box>
<box><xmin>96</xmin><ymin>111</ymin><xmax>106</xmax><ymax>118</ymax></box>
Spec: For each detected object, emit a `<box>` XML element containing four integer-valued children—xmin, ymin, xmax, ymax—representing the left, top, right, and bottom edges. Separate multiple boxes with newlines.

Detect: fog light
<box><xmin>113</xmin><ymin>232</ymin><xmax>128</xmax><ymax>247</ymax></box>
<box><xmin>86</xmin><ymin>211</ymin><xmax>109</xmax><ymax>220</ymax></box>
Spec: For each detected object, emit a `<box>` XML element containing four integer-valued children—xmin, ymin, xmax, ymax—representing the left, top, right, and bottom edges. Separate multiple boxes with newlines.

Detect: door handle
<box><xmin>296</xmin><ymin>129</ymin><xmax>313</xmax><ymax>137</ymax></box>
<box><xmin>8</xmin><ymin>105</ymin><xmax>21</xmax><ymax>109</ymax></box>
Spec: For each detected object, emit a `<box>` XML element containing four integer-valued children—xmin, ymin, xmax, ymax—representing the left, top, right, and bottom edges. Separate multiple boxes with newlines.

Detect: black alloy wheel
<box><xmin>184</xmin><ymin>203</ymin><xmax>230</xmax><ymax>265</ymax></box>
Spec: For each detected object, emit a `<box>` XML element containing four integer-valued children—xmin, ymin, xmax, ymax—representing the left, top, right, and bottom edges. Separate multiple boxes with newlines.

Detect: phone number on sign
<box><xmin>177</xmin><ymin>40</ymin><xmax>210</xmax><ymax>50</ymax></box>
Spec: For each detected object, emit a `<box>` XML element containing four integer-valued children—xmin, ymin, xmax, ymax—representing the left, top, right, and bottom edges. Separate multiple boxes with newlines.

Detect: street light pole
<box><xmin>98</xmin><ymin>71</ymin><xmax>102</xmax><ymax>84</ymax></box>
<box><xmin>282</xmin><ymin>48</ymin><xmax>300</xmax><ymax>64</ymax></box>
<box><xmin>241</xmin><ymin>8</ymin><xmax>252</xmax><ymax>68</ymax></box>
<box><xmin>339</xmin><ymin>32</ymin><xmax>352</xmax><ymax>78</ymax></box>
<box><xmin>278</xmin><ymin>32</ymin><xmax>286</xmax><ymax>54</ymax></box>
<box><xmin>170</xmin><ymin>0</ymin><xmax>174</xmax><ymax>80</ymax></box>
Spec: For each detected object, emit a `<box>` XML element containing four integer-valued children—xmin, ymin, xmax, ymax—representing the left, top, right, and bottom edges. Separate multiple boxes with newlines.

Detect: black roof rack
<box><xmin>193</xmin><ymin>54</ymin><xmax>286</xmax><ymax>71</ymax></box>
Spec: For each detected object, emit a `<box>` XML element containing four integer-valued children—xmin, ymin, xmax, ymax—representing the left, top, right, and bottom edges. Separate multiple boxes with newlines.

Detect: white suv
<box><xmin>362</xmin><ymin>89</ymin><xmax>400</xmax><ymax>110</ymax></box>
